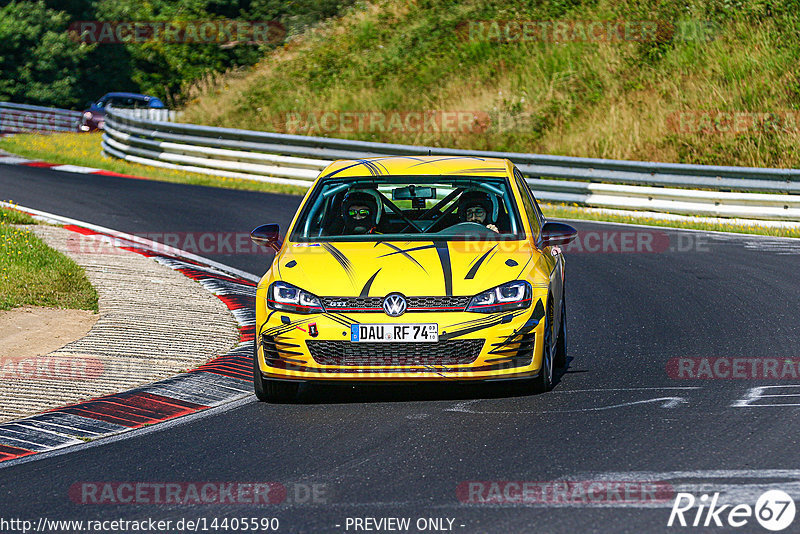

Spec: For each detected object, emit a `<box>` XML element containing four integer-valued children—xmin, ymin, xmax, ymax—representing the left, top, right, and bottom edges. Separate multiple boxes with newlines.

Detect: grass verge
<box><xmin>182</xmin><ymin>0</ymin><xmax>800</xmax><ymax>169</ymax></box>
<box><xmin>1</xmin><ymin>206</ymin><xmax>99</xmax><ymax>311</ymax></box>
<box><xmin>1</xmin><ymin>133</ymin><xmax>797</xmax><ymax>239</ymax></box>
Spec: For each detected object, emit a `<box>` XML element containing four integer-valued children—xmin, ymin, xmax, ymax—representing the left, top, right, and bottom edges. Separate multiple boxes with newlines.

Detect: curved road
<box><xmin>2</xmin><ymin>165</ymin><xmax>800</xmax><ymax>533</ymax></box>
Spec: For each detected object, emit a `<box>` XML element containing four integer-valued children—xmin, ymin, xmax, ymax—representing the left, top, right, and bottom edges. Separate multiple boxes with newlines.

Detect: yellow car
<box><xmin>250</xmin><ymin>156</ymin><xmax>577</xmax><ymax>402</ymax></box>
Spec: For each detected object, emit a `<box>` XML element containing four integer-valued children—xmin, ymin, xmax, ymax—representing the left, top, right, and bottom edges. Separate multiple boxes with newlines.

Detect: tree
<box><xmin>0</xmin><ymin>1</ymin><xmax>91</xmax><ymax>107</ymax></box>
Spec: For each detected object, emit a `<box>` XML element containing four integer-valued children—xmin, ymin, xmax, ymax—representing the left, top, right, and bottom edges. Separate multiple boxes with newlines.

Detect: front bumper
<box><xmin>256</xmin><ymin>298</ymin><xmax>546</xmax><ymax>382</ymax></box>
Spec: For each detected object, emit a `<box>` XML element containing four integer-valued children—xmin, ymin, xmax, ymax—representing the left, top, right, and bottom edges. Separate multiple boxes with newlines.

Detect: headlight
<box><xmin>267</xmin><ymin>281</ymin><xmax>324</xmax><ymax>314</ymax></box>
<box><xmin>83</xmin><ymin>111</ymin><xmax>93</xmax><ymax>120</ymax></box>
<box><xmin>466</xmin><ymin>280</ymin><xmax>532</xmax><ymax>313</ymax></box>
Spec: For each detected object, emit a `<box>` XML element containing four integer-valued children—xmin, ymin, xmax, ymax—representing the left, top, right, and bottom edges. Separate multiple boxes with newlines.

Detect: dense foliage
<box><xmin>182</xmin><ymin>0</ymin><xmax>800</xmax><ymax>167</ymax></box>
<box><xmin>0</xmin><ymin>0</ymin><xmax>356</xmax><ymax>107</ymax></box>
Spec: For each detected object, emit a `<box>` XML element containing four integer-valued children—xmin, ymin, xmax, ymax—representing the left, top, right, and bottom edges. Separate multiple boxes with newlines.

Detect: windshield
<box><xmin>106</xmin><ymin>96</ymin><xmax>149</xmax><ymax>108</ymax></box>
<box><xmin>290</xmin><ymin>176</ymin><xmax>524</xmax><ymax>241</ymax></box>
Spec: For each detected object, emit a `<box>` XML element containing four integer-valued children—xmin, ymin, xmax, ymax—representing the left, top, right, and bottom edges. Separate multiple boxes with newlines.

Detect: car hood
<box><xmin>274</xmin><ymin>240</ymin><xmax>535</xmax><ymax>297</ymax></box>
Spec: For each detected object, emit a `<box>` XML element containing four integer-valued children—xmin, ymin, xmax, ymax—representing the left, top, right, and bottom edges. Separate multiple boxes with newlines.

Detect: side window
<box><xmin>530</xmin><ymin>185</ymin><xmax>546</xmax><ymax>226</ymax></box>
<box><xmin>513</xmin><ymin>169</ymin><xmax>542</xmax><ymax>237</ymax></box>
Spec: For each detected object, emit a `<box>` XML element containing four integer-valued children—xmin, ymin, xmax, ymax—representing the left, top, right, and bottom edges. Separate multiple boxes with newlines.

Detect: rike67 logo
<box><xmin>668</xmin><ymin>490</ymin><xmax>796</xmax><ymax>531</ymax></box>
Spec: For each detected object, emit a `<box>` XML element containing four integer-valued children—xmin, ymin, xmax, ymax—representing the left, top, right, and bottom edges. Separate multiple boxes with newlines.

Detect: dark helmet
<box><xmin>458</xmin><ymin>190</ymin><xmax>496</xmax><ymax>223</ymax></box>
<box><xmin>341</xmin><ymin>190</ymin><xmax>381</xmax><ymax>234</ymax></box>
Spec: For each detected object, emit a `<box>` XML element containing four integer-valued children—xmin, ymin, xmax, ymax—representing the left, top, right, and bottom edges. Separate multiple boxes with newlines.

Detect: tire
<box><xmin>530</xmin><ymin>298</ymin><xmax>555</xmax><ymax>394</ymax></box>
<box><xmin>253</xmin><ymin>343</ymin><xmax>299</xmax><ymax>403</ymax></box>
<box><xmin>554</xmin><ymin>292</ymin><xmax>567</xmax><ymax>368</ymax></box>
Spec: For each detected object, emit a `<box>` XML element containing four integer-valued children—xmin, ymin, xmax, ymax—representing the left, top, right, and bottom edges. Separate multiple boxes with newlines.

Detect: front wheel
<box><xmin>529</xmin><ymin>299</ymin><xmax>555</xmax><ymax>394</ymax></box>
<box><xmin>253</xmin><ymin>344</ymin><xmax>299</xmax><ymax>403</ymax></box>
<box><xmin>554</xmin><ymin>292</ymin><xmax>567</xmax><ymax>368</ymax></box>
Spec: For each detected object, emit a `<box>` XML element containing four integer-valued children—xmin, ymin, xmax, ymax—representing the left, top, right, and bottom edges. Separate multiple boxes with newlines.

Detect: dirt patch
<box><xmin>0</xmin><ymin>225</ymin><xmax>240</xmax><ymax>423</ymax></box>
<box><xmin>0</xmin><ymin>305</ymin><xmax>98</xmax><ymax>359</ymax></box>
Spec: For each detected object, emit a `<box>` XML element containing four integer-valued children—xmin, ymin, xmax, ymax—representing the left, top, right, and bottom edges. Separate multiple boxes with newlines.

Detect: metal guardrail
<box><xmin>0</xmin><ymin>102</ymin><xmax>83</xmax><ymax>133</ymax></box>
<box><xmin>103</xmin><ymin>108</ymin><xmax>800</xmax><ymax>221</ymax></box>
<box><xmin>108</xmin><ymin>107</ymin><xmax>183</xmax><ymax>123</ymax></box>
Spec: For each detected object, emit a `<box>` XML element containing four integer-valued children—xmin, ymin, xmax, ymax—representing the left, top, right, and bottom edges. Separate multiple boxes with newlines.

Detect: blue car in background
<box><xmin>81</xmin><ymin>92</ymin><xmax>165</xmax><ymax>131</ymax></box>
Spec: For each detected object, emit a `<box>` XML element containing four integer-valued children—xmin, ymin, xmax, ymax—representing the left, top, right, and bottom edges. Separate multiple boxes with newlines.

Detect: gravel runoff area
<box><xmin>0</xmin><ymin>225</ymin><xmax>241</xmax><ymax>423</ymax></box>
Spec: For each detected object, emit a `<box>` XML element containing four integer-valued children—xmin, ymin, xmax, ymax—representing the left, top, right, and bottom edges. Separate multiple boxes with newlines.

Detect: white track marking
<box><xmin>732</xmin><ymin>385</ymin><xmax>800</xmax><ymax>407</ymax></box>
<box><xmin>0</xmin><ymin>156</ymin><xmax>33</xmax><ymax>164</ymax></box>
<box><xmin>445</xmin><ymin>387</ymin><xmax>700</xmax><ymax>414</ymax></box>
<box><xmin>50</xmin><ymin>164</ymin><xmax>100</xmax><ymax>174</ymax></box>
<box><xmin>548</xmin><ymin>387</ymin><xmax>702</xmax><ymax>393</ymax></box>
<box><xmin>447</xmin><ymin>396</ymin><xmax>689</xmax><ymax>414</ymax></box>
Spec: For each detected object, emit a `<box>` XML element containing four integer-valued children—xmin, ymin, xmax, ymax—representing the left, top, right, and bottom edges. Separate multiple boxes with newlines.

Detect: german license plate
<box><xmin>351</xmin><ymin>323</ymin><xmax>438</xmax><ymax>342</ymax></box>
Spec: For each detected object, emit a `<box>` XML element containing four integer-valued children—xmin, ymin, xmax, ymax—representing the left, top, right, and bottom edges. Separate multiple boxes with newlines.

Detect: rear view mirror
<box><xmin>392</xmin><ymin>185</ymin><xmax>436</xmax><ymax>200</ymax></box>
<box><xmin>250</xmin><ymin>224</ymin><xmax>282</xmax><ymax>252</ymax></box>
<box><xmin>538</xmin><ymin>222</ymin><xmax>577</xmax><ymax>248</ymax></box>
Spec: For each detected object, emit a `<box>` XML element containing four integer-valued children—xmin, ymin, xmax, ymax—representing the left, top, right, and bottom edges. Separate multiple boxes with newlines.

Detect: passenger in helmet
<box><xmin>457</xmin><ymin>190</ymin><xmax>499</xmax><ymax>233</ymax></box>
<box><xmin>341</xmin><ymin>190</ymin><xmax>381</xmax><ymax>234</ymax></box>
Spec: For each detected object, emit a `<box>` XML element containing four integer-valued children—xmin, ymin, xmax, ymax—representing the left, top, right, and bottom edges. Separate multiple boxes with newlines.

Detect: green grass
<box><xmin>182</xmin><ymin>0</ymin><xmax>800</xmax><ymax>169</ymax></box>
<box><xmin>0</xmin><ymin>133</ymin><xmax>309</xmax><ymax>196</ymax></box>
<box><xmin>0</xmin><ymin>207</ymin><xmax>99</xmax><ymax>311</ymax></box>
<box><xmin>0</xmin><ymin>205</ymin><xmax>35</xmax><ymax>225</ymax></box>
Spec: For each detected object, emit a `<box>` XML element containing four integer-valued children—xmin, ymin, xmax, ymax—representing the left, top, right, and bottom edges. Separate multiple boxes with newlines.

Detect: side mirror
<box><xmin>251</xmin><ymin>224</ymin><xmax>282</xmax><ymax>252</ymax></box>
<box><xmin>538</xmin><ymin>221</ymin><xmax>577</xmax><ymax>248</ymax></box>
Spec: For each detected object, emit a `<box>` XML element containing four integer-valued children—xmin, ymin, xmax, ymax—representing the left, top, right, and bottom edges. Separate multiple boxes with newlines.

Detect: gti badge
<box><xmin>382</xmin><ymin>294</ymin><xmax>407</xmax><ymax>317</ymax></box>
<box><xmin>308</xmin><ymin>323</ymin><xmax>319</xmax><ymax>337</ymax></box>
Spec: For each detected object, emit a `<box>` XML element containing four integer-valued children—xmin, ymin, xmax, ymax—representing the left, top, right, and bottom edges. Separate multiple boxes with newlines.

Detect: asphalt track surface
<box><xmin>2</xmin><ymin>165</ymin><xmax>800</xmax><ymax>533</ymax></box>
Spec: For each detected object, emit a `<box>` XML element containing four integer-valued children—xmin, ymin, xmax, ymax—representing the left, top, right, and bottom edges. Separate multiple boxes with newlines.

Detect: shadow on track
<box><xmin>285</xmin><ymin>361</ymin><xmax>578</xmax><ymax>405</ymax></box>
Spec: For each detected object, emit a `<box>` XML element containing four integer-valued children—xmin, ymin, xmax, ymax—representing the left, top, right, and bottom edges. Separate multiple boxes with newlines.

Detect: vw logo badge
<box><xmin>383</xmin><ymin>294</ymin><xmax>407</xmax><ymax>317</ymax></box>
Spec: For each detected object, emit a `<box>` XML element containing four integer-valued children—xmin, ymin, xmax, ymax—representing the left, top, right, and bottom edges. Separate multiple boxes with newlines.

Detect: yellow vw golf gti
<box><xmin>250</xmin><ymin>156</ymin><xmax>577</xmax><ymax>402</ymax></box>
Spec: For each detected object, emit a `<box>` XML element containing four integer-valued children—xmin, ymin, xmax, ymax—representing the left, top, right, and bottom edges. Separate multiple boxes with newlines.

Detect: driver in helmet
<box><xmin>457</xmin><ymin>190</ymin><xmax>499</xmax><ymax>233</ymax></box>
<box><xmin>341</xmin><ymin>190</ymin><xmax>381</xmax><ymax>234</ymax></box>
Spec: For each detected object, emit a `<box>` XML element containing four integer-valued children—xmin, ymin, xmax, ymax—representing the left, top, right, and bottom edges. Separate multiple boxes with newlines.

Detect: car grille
<box><xmin>307</xmin><ymin>339</ymin><xmax>484</xmax><ymax>366</ymax></box>
<box><xmin>322</xmin><ymin>296</ymin><xmax>471</xmax><ymax>312</ymax></box>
